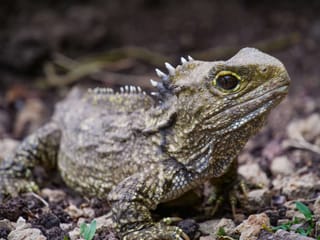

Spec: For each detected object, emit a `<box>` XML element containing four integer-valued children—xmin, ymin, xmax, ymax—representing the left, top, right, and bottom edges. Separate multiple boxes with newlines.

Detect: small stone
<box><xmin>273</xmin><ymin>229</ymin><xmax>315</xmax><ymax>240</ymax></box>
<box><xmin>235</xmin><ymin>213</ymin><xmax>270</xmax><ymax>240</ymax></box>
<box><xmin>177</xmin><ymin>219</ymin><xmax>199</xmax><ymax>240</ymax></box>
<box><xmin>287</xmin><ymin>113</ymin><xmax>320</xmax><ymax>142</ymax></box>
<box><xmin>0</xmin><ymin>219</ymin><xmax>14</xmax><ymax>239</ymax></box>
<box><xmin>271</xmin><ymin>195</ymin><xmax>286</xmax><ymax>206</ymax></box>
<box><xmin>0</xmin><ymin>219</ymin><xmax>15</xmax><ymax>231</ymax></box>
<box><xmin>64</xmin><ymin>204</ymin><xmax>84</xmax><ymax>219</ymax></box>
<box><xmin>15</xmin><ymin>217</ymin><xmax>30</xmax><ymax>231</ymax></box>
<box><xmin>67</xmin><ymin>227</ymin><xmax>80</xmax><ymax>240</ymax></box>
<box><xmin>199</xmin><ymin>218</ymin><xmax>235</xmax><ymax>239</ymax></box>
<box><xmin>82</xmin><ymin>207</ymin><xmax>95</xmax><ymax>219</ymax></box>
<box><xmin>8</xmin><ymin>228</ymin><xmax>46</xmax><ymax>240</ymax></box>
<box><xmin>284</xmin><ymin>201</ymin><xmax>306</xmax><ymax>220</ymax></box>
<box><xmin>273</xmin><ymin>173</ymin><xmax>320</xmax><ymax>199</ymax></box>
<box><xmin>270</xmin><ymin>156</ymin><xmax>294</xmax><ymax>176</ymax></box>
<box><xmin>245</xmin><ymin>188</ymin><xmax>271</xmax><ymax>212</ymax></box>
<box><xmin>0</xmin><ymin>139</ymin><xmax>19</xmax><ymax>161</ymax></box>
<box><xmin>41</xmin><ymin>188</ymin><xmax>66</xmax><ymax>203</ymax></box>
<box><xmin>313</xmin><ymin>196</ymin><xmax>320</xmax><ymax>217</ymax></box>
<box><xmin>238</xmin><ymin>163</ymin><xmax>270</xmax><ymax>187</ymax></box>
<box><xmin>59</xmin><ymin>223</ymin><xmax>73</xmax><ymax>232</ymax></box>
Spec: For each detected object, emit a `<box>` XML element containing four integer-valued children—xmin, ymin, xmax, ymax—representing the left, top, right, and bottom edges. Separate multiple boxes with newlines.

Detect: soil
<box><xmin>0</xmin><ymin>1</ymin><xmax>320</xmax><ymax>239</ymax></box>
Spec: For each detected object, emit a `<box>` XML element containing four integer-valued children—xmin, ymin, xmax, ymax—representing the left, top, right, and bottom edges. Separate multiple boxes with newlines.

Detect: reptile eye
<box><xmin>212</xmin><ymin>71</ymin><xmax>242</xmax><ymax>93</ymax></box>
<box><xmin>216</xmin><ymin>75</ymin><xmax>239</xmax><ymax>90</ymax></box>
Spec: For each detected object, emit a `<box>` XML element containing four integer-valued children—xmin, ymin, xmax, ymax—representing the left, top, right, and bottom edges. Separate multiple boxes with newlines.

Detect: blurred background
<box><xmin>0</xmin><ymin>0</ymin><xmax>319</xmax><ymax>139</ymax></box>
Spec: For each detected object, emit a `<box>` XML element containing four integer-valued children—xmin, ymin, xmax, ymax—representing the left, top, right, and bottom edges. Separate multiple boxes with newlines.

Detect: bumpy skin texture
<box><xmin>0</xmin><ymin>48</ymin><xmax>290</xmax><ymax>240</ymax></box>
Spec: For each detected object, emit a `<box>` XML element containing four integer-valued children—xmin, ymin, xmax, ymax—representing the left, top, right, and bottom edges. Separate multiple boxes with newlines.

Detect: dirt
<box><xmin>0</xmin><ymin>1</ymin><xmax>320</xmax><ymax>240</ymax></box>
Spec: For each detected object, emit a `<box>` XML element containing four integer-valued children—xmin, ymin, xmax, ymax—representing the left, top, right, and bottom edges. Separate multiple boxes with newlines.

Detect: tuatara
<box><xmin>0</xmin><ymin>48</ymin><xmax>290</xmax><ymax>240</ymax></box>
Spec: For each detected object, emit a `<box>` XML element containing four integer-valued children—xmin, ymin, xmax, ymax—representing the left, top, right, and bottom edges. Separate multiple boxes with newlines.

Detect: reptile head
<box><xmin>151</xmin><ymin>48</ymin><xmax>290</xmax><ymax>171</ymax></box>
<box><xmin>152</xmin><ymin>48</ymin><xmax>290</xmax><ymax>134</ymax></box>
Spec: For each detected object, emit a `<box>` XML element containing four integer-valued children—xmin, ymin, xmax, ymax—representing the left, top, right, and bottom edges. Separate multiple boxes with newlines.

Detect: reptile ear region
<box><xmin>154</xmin><ymin>55</ymin><xmax>194</xmax><ymax>80</ymax></box>
<box><xmin>151</xmin><ymin>55</ymin><xmax>195</xmax><ymax>99</ymax></box>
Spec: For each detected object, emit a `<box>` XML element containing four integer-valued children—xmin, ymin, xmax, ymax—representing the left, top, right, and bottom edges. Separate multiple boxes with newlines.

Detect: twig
<box><xmin>37</xmin><ymin>33</ymin><xmax>300</xmax><ymax>89</ymax></box>
<box><xmin>282</xmin><ymin>139</ymin><xmax>320</xmax><ymax>155</ymax></box>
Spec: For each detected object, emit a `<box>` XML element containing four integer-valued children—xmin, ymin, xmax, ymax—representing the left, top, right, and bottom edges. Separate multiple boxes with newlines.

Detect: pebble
<box><xmin>199</xmin><ymin>218</ymin><xmax>235</xmax><ymax>239</ymax></box>
<box><xmin>273</xmin><ymin>172</ymin><xmax>320</xmax><ymax>199</ymax></box>
<box><xmin>238</xmin><ymin>162</ymin><xmax>270</xmax><ymax>187</ymax></box>
<box><xmin>41</xmin><ymin>188</ymin><xmax>66</xmax><ymax>203</ymax></box>
<box><xmin>235</xmin><ymin>213</ymin><xmax>270</xmax><ymax>240</ymax></box>
<box><xmin>270</xmin><ymin>156</ymin><xmax>294</xmax><ymax>176</ymax></box>
<box><xmin>245</xmin><ymin>188</ymin><xmax>271</xmax><ymax>212</ymax></box>
<box><xmin>0</xmin><ymin>138</ymin><xmax>19</xmax><ymax>161</ymax></box>
<box><xmin>7</xmin><ymin>217</ymin><xmax>46</xmax><ymax>240</ymax></box>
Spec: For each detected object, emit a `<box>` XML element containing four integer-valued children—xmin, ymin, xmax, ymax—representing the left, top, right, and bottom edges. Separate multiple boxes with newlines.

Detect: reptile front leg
<box><xmin>0</xmin><ymin>122</ymin><xmax>61</xmax><ymax>198</ymax></box>
<box><xmin>108</xmin><ymin>158</ymin><xmax>195</xmax><ymax>240</ymax></box>
<box><xmin>209</xmin><ymin>159</ymin><xmax>248</xmax><ymax>217</ymax></box>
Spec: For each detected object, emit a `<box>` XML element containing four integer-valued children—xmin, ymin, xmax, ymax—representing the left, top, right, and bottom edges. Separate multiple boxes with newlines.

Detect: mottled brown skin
<box><xmin>0</xmin><ymin>48</ymin><xmax>290</xmax><ymax>240</ymax></box>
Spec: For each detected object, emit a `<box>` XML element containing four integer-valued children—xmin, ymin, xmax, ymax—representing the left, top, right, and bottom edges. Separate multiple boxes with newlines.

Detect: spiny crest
<box><xmin>88</xmin><ymin>87</ymin><xmax>114</xmax><ymax>95</ymax></box>
<box><xmin>150</xmin><ymin>55</ymin><xmax>194</xmax><ymax>98</ymax></box>
<box><xmin>88</xmin><ymin>86</ymin><xmax>146</xmax><ymax>96</ymax></box>
<box><xmin>119</xmin><ymin>85</ymin><xmax>145</xmax><ymax>95</ymax></box>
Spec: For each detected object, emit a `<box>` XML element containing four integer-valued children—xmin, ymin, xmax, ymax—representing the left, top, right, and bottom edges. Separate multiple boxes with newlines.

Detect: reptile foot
<box><xmin>0</xmin><ymin>172</ymin><xmax>38</xmax><ymax>200</ymax></box>
<box><xmin>208</xmin><ymin>176</ymin><xmax>252</xmax><ymax>218</ymax></box>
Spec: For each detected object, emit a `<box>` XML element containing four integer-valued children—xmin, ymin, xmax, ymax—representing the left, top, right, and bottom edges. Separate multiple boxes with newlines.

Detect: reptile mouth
<box><xmin>220</xmin><ymin>81</ymin><xmax>289</xmax><ymax>132</ymax></box>
<box><xmin>201</xmin><ymin>74</ymin><xmax>290</xmax><ymax>133</ymax></box>
<box><xmin>210</xmin><ymin>80</ymin><xmax>289</xmax><ymax>134</ymax></box>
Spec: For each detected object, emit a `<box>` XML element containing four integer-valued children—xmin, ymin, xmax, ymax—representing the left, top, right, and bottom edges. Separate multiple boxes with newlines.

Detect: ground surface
<box><xmin>0</xmin><ymin>1</ymin><xmax>320</xmax><ymax>239</ymax></box>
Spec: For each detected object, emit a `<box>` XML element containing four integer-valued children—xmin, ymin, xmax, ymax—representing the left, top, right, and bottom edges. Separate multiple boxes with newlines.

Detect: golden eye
<box><xmin>213</xmin><ymin>71</ymin><xmax>241</xmax><ymax>92</ymax></box>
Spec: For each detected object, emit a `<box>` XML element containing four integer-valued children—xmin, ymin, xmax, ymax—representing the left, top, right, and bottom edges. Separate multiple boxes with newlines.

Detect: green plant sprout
<box><xmin>272</xmin><ymin>201</ymin><xmax>317</xmax><ymax>238</ymax></box>
<box><xmin>80</xmin><ymin>219</ymin><xmax>97</xmax><ymax>240</ymax></box>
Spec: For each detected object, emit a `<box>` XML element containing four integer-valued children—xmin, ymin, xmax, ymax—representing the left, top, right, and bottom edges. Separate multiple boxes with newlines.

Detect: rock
<box><xmin>0</xmin><ymin>219</ymin><xmax>15</xmax><ymax>231</ymax></box>
<box><xmin>7</xmin><ymin>217</ymin><xmax>46</xmax><ymax>240</ymax></box>
<box><xmin>177</xmin><ymin>219</ymin><xmax>199</xmax><ymax>240</ymax></box>
<box><xmin>67</xmin><ymin>227</ymin><xmax>80</xmax><ymax>240</ymax></box>
<box><xmin>41</xmin><ymin>188</ymin><xmax>66</xmax><ymax>203</ymax></box>
<box><xmin>15</xmin><ymin>217</ymin><xmax>30</xmax><ymax>231</ymax></box>
<box><xmin>273</xmin><ymin>229</ymin><xmax>314</xmax><ymax>240</ymax></box>
<box><xmin>262</xmin><ymin>140</ymin><xmax>283</xmax><ymax>161</ymax></box>
<box><xmin>284</xmin><ymin>201</ymin><xmax>309</xmax><ymax>220</ymax></box>
<box><xmin>238</xmin><ymin>163</ymin><xmax>270</xmax><ymax>187</ymax></box>
<box><xmin>199</xmin><ymin>218</ymin><xmax>235</xmax><ymax>239</ymax></box>
<box><xmin>235</xmin><ymin>213</ymin><xmax>270</xmax><ymax>240</ymax></box>
<box><xmin>314</xmin><ymin>196</ymin><xmax>320</xmax><ymax>218</ymax></box>
<box><xmin>273</xmin><ymin>172</ymin><xmax>320</xmax><ymax>199</ymax></box>
<box><xmin>0</xmin><ymin>139</ymin><xmax>19</xmax><ymax>161</ymax></box>
<box><xmin>270</xmin><ymin>156</ymin><xmax>294</xmax><ymax>176</ymax></box>
<box><xmin>258</xmin><ymin>229</ymin><xmax>316</xmax><ymax>240</ymax></box>
<box><xmin>59</xmin><ymin>223</ymin><xmax>73</xmax><ymax>232</ymax></box>
<box><xmin>65</xmin><ymin>204</ymin><xmax>94</xmax><ymax>219</ymax></box>
<box><xmin>287</xmin><ymin>113</ymin><xmax>320</xmax><ymax>143</ymax></box>
<box><xmin>244</xmin><ymin>188</ymin><xmax>272</xmax><ymax>212</ymax></box>
<box><xmin>8</xmin><ymin>228</ymin><xmax>47</xmax><ymax>240</ymax></box>
<box><xmin>0</xmin><ymin>219</ymin><xmax>15</xmax><ymax>239</ymax></box>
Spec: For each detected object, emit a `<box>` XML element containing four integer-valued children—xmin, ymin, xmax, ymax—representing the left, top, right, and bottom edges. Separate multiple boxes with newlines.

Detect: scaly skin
<box><xmin>0</xmin><ymin>48</ymin><xmax>290</xmax><ymax>239</ymax></box>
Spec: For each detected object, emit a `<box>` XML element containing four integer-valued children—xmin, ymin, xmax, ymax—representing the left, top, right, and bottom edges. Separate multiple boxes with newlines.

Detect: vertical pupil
<box><xmin>217</xmin><ymin>75</ymin><xmax>239</xmax><ymax>90</ymax></box>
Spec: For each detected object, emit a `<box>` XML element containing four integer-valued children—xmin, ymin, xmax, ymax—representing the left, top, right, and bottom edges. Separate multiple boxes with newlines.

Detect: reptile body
<box><xmin>0</xmin><ymin>48</ymin><xmax>290</xmax><ymax>239</ymax></box>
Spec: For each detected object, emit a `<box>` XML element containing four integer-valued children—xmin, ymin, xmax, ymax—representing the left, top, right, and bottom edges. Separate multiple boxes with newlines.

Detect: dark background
<box><xmin>0</xmin><ymin>0</ymin><xmax>319</xmax><ymax>137</ymax></box>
